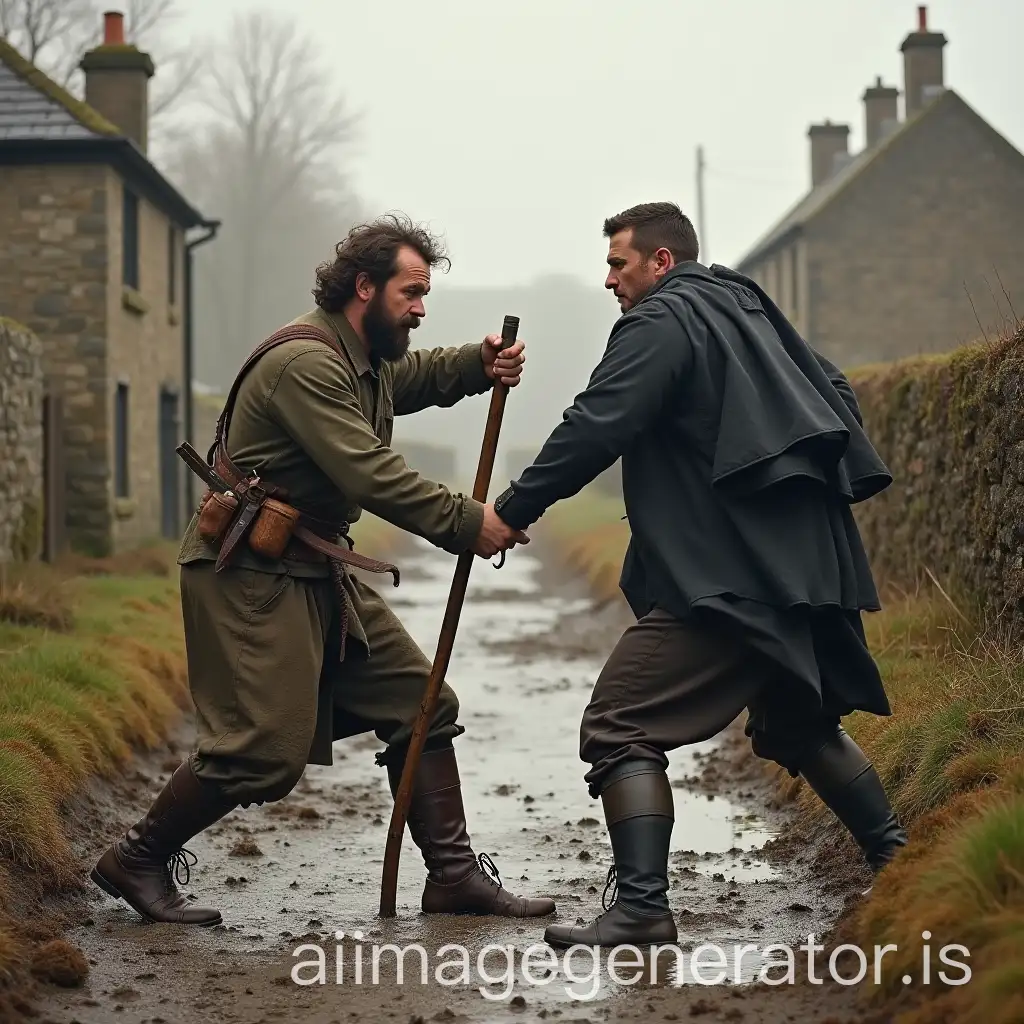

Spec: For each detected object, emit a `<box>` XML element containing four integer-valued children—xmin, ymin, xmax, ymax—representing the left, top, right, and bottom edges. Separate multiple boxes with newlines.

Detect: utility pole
<box><xmin>696</xmin><ymin>144</ymin><xmax>707</xmax><ymax>262</ymax></box>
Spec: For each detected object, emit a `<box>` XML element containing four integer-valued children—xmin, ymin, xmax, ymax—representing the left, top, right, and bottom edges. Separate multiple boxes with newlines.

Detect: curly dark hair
<box><xmin>603</xmin><ymin>201</ymin><xmax>699</xmax><ymax>263</ymax></box>
<box><xmin>312</xmin><ymin>213</ymin><xmax>450</xmax><ymax>312</ymax></box>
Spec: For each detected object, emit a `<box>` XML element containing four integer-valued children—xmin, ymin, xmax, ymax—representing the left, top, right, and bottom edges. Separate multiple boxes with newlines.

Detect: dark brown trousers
<box><xmin>580</xmin><ymin>608</ymin><xmax>839</xmax><ymax>797</ymax></box>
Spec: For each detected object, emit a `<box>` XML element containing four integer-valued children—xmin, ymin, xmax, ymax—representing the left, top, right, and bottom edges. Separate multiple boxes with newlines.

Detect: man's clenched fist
<box><xmin>472</xmin><ymin>503</ymin><xmax>530</xmax><ymax>559</ymax></box>
<box><xmin>481</xmin><ymin>334</ymin><xmax>526</xmax><ymax>387</ymax></box>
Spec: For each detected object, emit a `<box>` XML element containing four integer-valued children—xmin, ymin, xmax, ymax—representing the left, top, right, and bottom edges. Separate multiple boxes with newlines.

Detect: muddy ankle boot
<box><xmin>386</xmin><ymin>746</ymin><xmax>555</xmax><ymax>917</ymax></box>
<box><xmin>91</xmin><ymin>759</ymin><xmax>236</xmax><ymax>925</ymax></box>
<box><xmin>798</xmin><ymin>727</ymin><xmax>908</xmax><ymax>879</ymax></box>
<box><xmin>544</xmin><ymin>760</ymin><xmax>677</xmax><ymax>950</ymax></box>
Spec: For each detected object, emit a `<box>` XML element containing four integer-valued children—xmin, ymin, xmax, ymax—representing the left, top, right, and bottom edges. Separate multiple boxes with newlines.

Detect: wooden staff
<box><xmin>378</xmin><ymin>314</ymin><xmax>520</xmax><ymax>918</ymax></box>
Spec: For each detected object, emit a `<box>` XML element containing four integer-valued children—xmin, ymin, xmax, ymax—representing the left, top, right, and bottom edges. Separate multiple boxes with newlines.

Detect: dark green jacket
<box><xmin>179</xmin><ymin>306</ymin><xmax>492</xmax><ymax>643</ymax></box>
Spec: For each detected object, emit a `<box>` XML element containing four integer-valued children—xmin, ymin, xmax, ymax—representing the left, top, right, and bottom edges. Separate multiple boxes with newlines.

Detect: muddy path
<box><xmin>33</xmin><ymin>542</ymin><xmax>884</xmax><ymax>1024</ymax></box>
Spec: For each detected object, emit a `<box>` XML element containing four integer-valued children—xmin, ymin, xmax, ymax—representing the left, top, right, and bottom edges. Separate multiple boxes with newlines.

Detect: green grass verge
<box><xmin>539</xmin><ymin>487</ymin><xmax>1024</xmax><ymax>1024</ymax></box>
<box><xmin>0</xmin><ymin>546</ymin><xmax>190</xmax><ymax>993</ymax></box>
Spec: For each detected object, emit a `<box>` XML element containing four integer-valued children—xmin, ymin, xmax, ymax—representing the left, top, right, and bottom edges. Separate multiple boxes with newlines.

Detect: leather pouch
<box><xmin>248</xmin><ymin>497</ymin><xmax>300</xmax><ymax>560</ymax></box>
<box><xmin>197</xmin><ymin>490</ymin><xmax>239</xmax><ymax>544</ymax></box>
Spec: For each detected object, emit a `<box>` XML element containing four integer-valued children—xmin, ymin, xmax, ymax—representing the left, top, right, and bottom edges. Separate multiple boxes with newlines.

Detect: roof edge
<box><xmin>0</xmin><ymin>37</ymin><xmax>122</xmax><ymax>138</ymax></box>
<box><xmin>734</xmin><ymin>90</ymin><xmax>964</xmax><ymax>270</ymax></box>
<box><xmin>0</xmin><ymin>137</ymin><xmax>208</xmax><ymax>229</ymax></box>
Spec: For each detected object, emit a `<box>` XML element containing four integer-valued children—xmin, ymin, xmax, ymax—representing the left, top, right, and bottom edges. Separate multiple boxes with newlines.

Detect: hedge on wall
<box><xmin>849</xmin><ymin>324</ymin><xmax>1024</xmax><ymax>634</ymax></box>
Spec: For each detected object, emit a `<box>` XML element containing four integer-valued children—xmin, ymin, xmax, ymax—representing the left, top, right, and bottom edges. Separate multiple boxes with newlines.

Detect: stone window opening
<box><xmin>122</xmin><ymin>187</ymin><xmax>140</xmax><ymax>290</ymax></box>
<box><xmin>168</xmin><ymin>224</ymin><xmax>177</xmax><ymax>306</ymax></box>
<box><xmin>115</xmin><ymin>381</ymin><xmax>130</xmax><ymax>498</ymax></box>
<box><xmin>790</xmin><ymin>245</ymin><xmax>799</xmax><ymax>316</ymax></box>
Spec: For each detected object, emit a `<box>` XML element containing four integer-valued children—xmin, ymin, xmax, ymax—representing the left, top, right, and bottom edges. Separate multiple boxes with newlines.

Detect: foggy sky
<box><xmin>170</xmin><ymin>0</ymin><xmax>1021</xmax><ymax>290</ymax></box>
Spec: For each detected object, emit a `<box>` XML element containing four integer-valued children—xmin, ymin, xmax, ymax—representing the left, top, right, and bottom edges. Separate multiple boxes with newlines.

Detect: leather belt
<box><xmin>211</xmin><ymin>448</ymin><xmax>400</xmax><ymax>586</ymax></box>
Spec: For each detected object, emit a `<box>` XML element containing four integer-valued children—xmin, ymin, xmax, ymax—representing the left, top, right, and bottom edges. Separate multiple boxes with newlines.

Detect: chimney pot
<box><xmin>80</xmin><ymin>11</ymin><xmax>154</xmax><ymax>151</ymax></box>
<box><xmin>901</xmin><ymin>5</ymin><xmax>947</xmax><ymax>118</ymax></box>
<box><xmin>807</xmin><ymin>121</ymin><xmax>850</xmax><ymax>188</ymax></box>
<box><xmin>862</xmin><ymin>77</ymin><xmax>900</xmax><ymax>148</ymax></box>
<box><xmin>103</xmin><ymin>10</ymin><xmax>124</xmax><ymax>45</ymax></box>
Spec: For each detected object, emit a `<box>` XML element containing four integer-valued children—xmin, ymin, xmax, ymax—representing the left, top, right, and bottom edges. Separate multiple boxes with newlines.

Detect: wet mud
<box><xmin>31</xmin><ymin>542</ymin><xmax>885</xmax><ymax>1023</ymax></box>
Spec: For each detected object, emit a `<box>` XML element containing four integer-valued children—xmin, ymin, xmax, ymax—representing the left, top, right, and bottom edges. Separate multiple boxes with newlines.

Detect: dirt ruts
<box><xmin>26</xmin><ymin>541</ymin><xmax>887</xmax><ymax>1024</ymax></box>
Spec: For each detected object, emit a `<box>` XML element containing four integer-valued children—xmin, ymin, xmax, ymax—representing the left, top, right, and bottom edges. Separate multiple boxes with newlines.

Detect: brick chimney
<box><xmin>863</xmin><ymin>76</ymin><xmax>900</xmax><ymax>148</ymax></box>
<box><xmin>808</xmin><ymin>120</ymin><xmax>850</xmax><ymax>188</ymax></box>
<box><xmin>79</xmin><ymin>11</ymin><xmax>155</xmax><ymax>152</ymax></box>
<box><xmin>900</xmin><ymin>5</ymin><xmax>946</xmax><ymax>119</ymax></box>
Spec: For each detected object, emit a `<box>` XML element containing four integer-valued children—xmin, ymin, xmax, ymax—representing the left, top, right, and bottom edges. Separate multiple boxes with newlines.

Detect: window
<box><xmin>122</xmin><ymin>187</ymin><xmax>139</xmax><ymax>289</ymax></box>
<box><xmin>168</xmin><ymin>224</ymin><xmax>177</xmax><ymax>305</ymax></box>
<box><xmin>790</xmin><ymin>245</ymin><xmax>799</xmax><ymax>315</ymax></box>
<box><xmin>115</xmin><ymin>382</ymin><xmax>130</xmax><ymax>497</ymax></box>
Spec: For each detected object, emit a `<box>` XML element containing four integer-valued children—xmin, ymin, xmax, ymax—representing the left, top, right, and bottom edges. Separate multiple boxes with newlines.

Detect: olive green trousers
<box><xmin>178</xmin><ymin>561</ymin><xmax>462</xmax><ymax>806</ymax></box>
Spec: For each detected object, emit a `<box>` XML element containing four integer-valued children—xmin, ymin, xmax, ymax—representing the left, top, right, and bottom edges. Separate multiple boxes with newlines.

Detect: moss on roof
<box><xmin>0</xmin><ymin>37</ymin><xmax>122</xmax><ymax>138</ymax></box>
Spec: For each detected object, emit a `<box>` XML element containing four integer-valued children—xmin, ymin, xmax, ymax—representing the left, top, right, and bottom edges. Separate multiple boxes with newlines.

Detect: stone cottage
<box><xmin>735</xmin><ymin>6</ymin><xmax>1024</xmax><ymax>367</ymax></box>
<box><xmin>0</xmin><ymin>10</ymin><xmax>217</xmax><ymax>556</ymax></box>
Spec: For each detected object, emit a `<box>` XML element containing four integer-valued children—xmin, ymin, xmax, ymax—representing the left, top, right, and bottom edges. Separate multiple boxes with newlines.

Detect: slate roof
<box><xmin>0</xmin><ymin>59</ymin><xmax>102</xmax><ymax>140</ymax></box>
<box><xmin>736</xmin><ymin>89</ymin><xmax>952</xmax><ymax>271</ymax></box>
<box><xmin>0</xmin><ymin>37</ymin><xmax>208</xmax><ymax>228</ymax></box>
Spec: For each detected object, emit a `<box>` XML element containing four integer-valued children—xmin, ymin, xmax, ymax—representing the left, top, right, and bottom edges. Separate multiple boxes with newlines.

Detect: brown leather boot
<box><xmin>386</xmin><ymin>746</ymin><xmax>555</xmax><ymax>917</ymax></box>
<box><xmin>91</xmin><ymin>759</ymin><xmax>236</xmax><ymax>926</ymax></box>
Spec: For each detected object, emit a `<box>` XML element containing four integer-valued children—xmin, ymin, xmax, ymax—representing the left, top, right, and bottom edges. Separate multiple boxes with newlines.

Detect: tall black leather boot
<box><xmin>798</xmin><ymin>726</ymin><xmax>908</xmax><ymax>875</ymax></box>
<box><xmin>544</xmin><ymin>759</ymin><xmax>678</xmax><ymax>949</ymax></box>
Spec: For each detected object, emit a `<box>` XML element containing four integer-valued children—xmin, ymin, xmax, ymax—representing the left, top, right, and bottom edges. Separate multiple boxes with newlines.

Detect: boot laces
<box><xmin>165</xmin><ymin>847</ymin><xmax>198</xmax><ymax>891</ymax></box>
<box><xmin>478</xmin><ymin>852</ymin><xmax>504</xmax><ymax>889</ymax></box>
<box><xmin>602</xmin><ymin>865</ymin><xmax>618</xmax><ymax>911</ymax></box>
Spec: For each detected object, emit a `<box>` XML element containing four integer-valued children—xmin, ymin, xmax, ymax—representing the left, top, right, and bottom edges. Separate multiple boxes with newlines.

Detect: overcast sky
<box><xmin>169</xmin><ymin>0</ymin><xmax>1022</xmax><ymax>290</ymax></box>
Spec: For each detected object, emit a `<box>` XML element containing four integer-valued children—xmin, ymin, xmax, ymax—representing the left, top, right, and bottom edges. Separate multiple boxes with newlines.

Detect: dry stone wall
<box><xmin>851</xmin><ymin>326</ymin><xmax>1024</xmax><ymax>634</ymax></box>
<box><xmin>0</xmin><ymin>318</ymin><xmax>44</xmax><ymax>561</ymax></box>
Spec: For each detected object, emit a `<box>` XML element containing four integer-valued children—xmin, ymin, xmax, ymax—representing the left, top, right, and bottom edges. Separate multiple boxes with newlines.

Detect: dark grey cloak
<box><xmin>494</xmin><ymin>261</ymin><xmax>894</xmax><ymax>719</ymax></box>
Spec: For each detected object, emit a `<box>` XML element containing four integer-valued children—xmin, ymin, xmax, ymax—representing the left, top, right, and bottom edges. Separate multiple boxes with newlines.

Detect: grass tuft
<box><xmin>29</xmin><ymin>940</ymin><xmax>88</xmax><ymax>988</ymax></box>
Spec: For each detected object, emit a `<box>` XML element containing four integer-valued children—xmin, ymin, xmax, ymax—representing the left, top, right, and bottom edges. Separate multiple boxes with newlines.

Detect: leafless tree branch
<box><xmin>201</xmin><ymin>9</ymin><xmax>359</xmax><ymax>204</ymax></box>
<box><xmin>0</xmin><ymin>0</ymin><xmax>205</xmax><ymax>133</ymax></box>
<box><xmin>0</xmin><ymin>0</ymin><xmax>96</xmax><ymax>83</ymax></box>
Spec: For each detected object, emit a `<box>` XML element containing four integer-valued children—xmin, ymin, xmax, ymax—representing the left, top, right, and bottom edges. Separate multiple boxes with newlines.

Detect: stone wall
<box><xmin>0</xmin><ymin>318</ymin><xmax>44</xmax><ymax>561</ymax></box>
<box><xmin>851</xmin><ymin>325</ymin><xmax>1024</xmax><ymax>635</ymax></box>
<box><xmin>0</xmin><ymin>163</ymin><xmax>110</xmax><ymax>555</ymax></box>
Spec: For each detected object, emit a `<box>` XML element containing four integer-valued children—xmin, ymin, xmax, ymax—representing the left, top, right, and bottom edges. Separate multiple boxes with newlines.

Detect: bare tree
<box><xmin>166</xmin><ymin>9</ymin><xmax>363</xmax><ymax>387</ymax></box>
<box><xmin>0</xmin><ymin>0</ymin><xmax>95</xmax><ymax>76</ymax></box>
<box><xmin>203</xmin><ymin>9</ymin><xmax>358</xmax><ymax>207</ymax></box>
<box><xmin>0</xmin><ymin>0</ymin><xmax>205</xmax><ymax>137</ymax></box>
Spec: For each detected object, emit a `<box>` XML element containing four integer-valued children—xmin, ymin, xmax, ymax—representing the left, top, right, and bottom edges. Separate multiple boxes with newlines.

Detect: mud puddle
<box><xmin>34</xmin><ymin>541</ymin><xmax>874</xmax><ymax>1024</ymax></box>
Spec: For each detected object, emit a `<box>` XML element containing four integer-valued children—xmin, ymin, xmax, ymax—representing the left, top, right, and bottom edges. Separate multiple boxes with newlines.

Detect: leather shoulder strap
<box><xmin>210</xmin><ymin>322</ymin><xmax>343</xmax><ymax>461</ymax></box>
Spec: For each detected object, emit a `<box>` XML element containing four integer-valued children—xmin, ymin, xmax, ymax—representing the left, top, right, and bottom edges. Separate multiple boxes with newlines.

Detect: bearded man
<box><xmin>91</xmin><ymin>214</ymin><xmax>556</xmax><ymax>926</ymax></box>
<box><xmin>492</xmin><ymin>202</ymin><xmax>908</xmax><ymax>949</ymax></box>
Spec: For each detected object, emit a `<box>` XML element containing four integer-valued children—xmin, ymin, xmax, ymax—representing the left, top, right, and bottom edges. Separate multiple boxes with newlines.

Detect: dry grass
<box><xmin>540</xmin><ymin>486</ymin><xmax>628</xmax><ymax>603</ymax></box>
<box><xmin>541</xmin><ymin>489</ymin><xmax>1024</xmax><ymax>1024</ymax></box>
<box><xmin>0</xmin><ymin>545</ymin><xmax>189</xmax><ymax>994</ymax></box>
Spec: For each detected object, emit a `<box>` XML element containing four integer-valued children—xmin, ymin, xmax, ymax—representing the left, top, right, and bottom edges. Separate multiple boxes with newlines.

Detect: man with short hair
<box><xmin>91</xmin><ymin>213</ymin><xmax>556</xmax><ymax>927</ymax></box>
<box><xmin>492</xmin><ymin>201</ymin><xmax>907</xmax><ymax>949</ymax></box>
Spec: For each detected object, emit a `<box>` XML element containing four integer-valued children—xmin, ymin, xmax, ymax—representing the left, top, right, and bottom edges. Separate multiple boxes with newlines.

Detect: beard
<box><xmin>364</xmin><ymin>293</ymin><xmax>419</xmax><ymax>363</ymax></box>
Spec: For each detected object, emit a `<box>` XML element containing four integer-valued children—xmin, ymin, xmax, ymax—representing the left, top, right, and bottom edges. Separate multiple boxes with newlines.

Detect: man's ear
<box><xmin>354</xmin><ymin>271</ymin><xmax>375</xmax><ymax>303</ymax></box>
<box><xmin>653</xmin><ymin>247</ymin><xmax>675</xmax><ymax>276</ymax></box>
